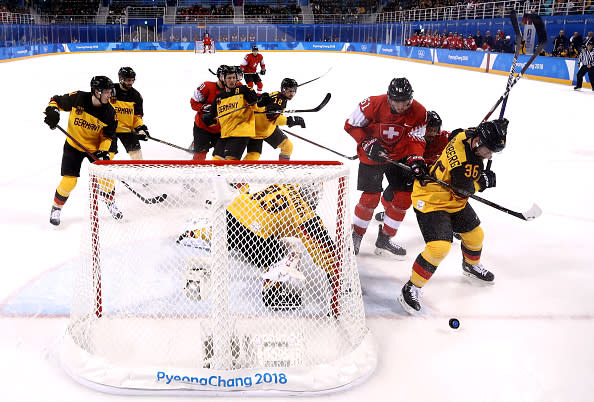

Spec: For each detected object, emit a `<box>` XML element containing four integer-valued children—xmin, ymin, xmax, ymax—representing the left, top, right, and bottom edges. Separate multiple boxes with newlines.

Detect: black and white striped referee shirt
<box><xmin>578</xmin><ymin>47</ymin><xmax>594</xmax><ymax>66</ymax></box>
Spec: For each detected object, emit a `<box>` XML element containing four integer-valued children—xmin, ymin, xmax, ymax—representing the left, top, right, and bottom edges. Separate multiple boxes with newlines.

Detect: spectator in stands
<box><xmin>502</xmin><ymin>36</ymin><xmax>514</xmax><ymax>53</ymax></box>
<box><xmin>182</xmin><ymin>34</ymin><xmax>188</xmax><ymax>42</ymax></box>
<box><xmin>305</xmin><ymin>33</ymin><xmax>312</xmax><ymax>42</ymax></box>
<box><xmin>231</xmin><ymin>33</ymin><xmax>238</xmax><ymax>41</ymax></box>
<box><xmin>567</xmin><ymin>44</ymin><xmax>579</xmax><ymax>58</ymax></box>
<box><xmin>583</xmin><ymin>32</ymin><xmax>593</xmax><ymax>48</ymax></box>
<box><xmin>570</xmin><ymin>32</ymin><xmax>583</xmax><ymax>51</ymax></box>
<box><xmin>484</xmin><ymin>30</ymin><xmax>494</xmax><ymax>49</ymax></box>
<box><xmin>553</xmin><ymin>30</ymin><xmax>569</xmax><ymax>50</ymax></box>
<box><xmin>474</xmin><ymin>30</ymin><xmax>484</xmax><ymax>48</ymax></box>
<box><xmin>494</xmin><ymin>33</ymin><xmax>504</xmax><ymax>52</ymax></box>
<box><xmin>552</xmin><ymin>43</ymin><xmax>568</xmax><ymax>57</ymax></box>
<box><xmin>249</xmin><ymin>33</ymin><xmax>255</xmax><ymax>42</ymax></box>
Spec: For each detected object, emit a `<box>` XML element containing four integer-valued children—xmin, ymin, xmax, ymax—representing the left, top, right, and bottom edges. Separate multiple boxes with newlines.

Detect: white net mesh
<box><xmin>62</xmin><ymin>161</ymin><xmax>376</xmax><ymax>394</ymax></box>
<box><xmin>194</xmin><ymin>40</ymin><xmax>215</xmax><ymax>53</ymax></box>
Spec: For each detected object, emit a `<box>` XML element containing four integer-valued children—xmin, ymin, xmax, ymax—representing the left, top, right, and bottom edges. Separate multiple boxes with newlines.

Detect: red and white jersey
<box><xmin>202</xmin><ymin>35</ymin><xmax>212</xmax><ymax>46</ymax></box>
<box><xmin>344</xmin><ymin>94</ymin><xmax>427</xmax><ymax>165</ymax></box>
<box><xmin>190</xmin><ymin>80</ymin><xmax>224</xmax><ymax>133</ymax></box>
<box><xmin>240</xmin><ymin>53</ymin><xmax>265</xmax><ymax>74</ymax></box>
<box><xmin>424</xmin><ymin>130</ymin><xmax>450</xmax><ymax>165</ymax></box>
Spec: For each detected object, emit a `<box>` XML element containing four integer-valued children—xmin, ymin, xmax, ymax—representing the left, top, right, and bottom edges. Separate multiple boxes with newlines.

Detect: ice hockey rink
<box><xmin>1</xmin><ymin>48</ymin><xmax>593</xmax><ymax>401</ymax></box>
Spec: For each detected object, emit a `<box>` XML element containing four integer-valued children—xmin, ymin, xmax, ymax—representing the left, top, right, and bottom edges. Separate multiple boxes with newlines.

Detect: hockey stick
<box><xmin>382</xmin><ymin>155</ymin><xmax>542</xmax><ymax>221</ymax></box>
<box><xmin>255</xmin><ymin>93</ymin><xmax>332</xmax><ymax>114</ymax></box>
<box><xmin>146</xmin><ymin>133</ymin><xmax>194</xmax><ymax>153</ymax></box>
<box><xmin>297</xmin><ymin>67</ymin><xmax>332</xmax><ymax>87</ymax></box>
<box><xmin>282</xmin><ymin>129</ymin><xmax>358</xmax><ymax>160</ymax></box>
<box><xmin>53</xmin><ymin>124</ymin><xmax>168</xmax><ymax>204</ymax></box>
<box><xmin>482</xmin><ymin>13</ymin><xmax>548</xmax><ymax>123</ymax></box>
<box><xmin>483</xmin><ymin>13</ymin><xmax>547</xmax><ymax>171</ymax></box>
<box><xmin>214</xmin><ymin>100</ymin><xmax>258</xmax><ymax>120</ymax></box>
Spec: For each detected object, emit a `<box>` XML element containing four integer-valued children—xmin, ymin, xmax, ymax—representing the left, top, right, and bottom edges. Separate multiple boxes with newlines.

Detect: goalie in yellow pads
<box><xmin>177</xmin><ymin>182</ymin><xmax>336</xmax><ymax>310</ymax></box>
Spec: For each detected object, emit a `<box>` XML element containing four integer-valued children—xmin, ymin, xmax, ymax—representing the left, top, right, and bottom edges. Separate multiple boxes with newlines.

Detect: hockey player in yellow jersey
<box><xmin>202</xmin><ymin>65</ymin><xmax>273</xmax><ymax>160</ymax></box>
<box><xmin>44</xmin><ymin>76</ymin><xmax>120</xmax><ymax>226</ymax></box>
<box><xmin>177</xmin><ymin>182</ymin><xmax>336</xmax><ymax>309</ymax></box>
<box><xmin>109</xmin><ymin>67</ymin><xmax>149</xmax><ymax>160</ymax></box>
<box><xmin>245</xmin><ymin>78</ymin><xmax>305</xmax><ymax>161</ymax></box>
<box><xmin>399</xmin><ymin>118</ymin><xmax>508</xmax><ymax>315</ymax></box>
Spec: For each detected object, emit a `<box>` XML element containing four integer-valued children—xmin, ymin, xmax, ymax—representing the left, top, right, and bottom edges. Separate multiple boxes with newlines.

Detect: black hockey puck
<box><xmin>449</xmin><ymin>318</ymin><xmax>460</xmax><ymax>329</ymax></box>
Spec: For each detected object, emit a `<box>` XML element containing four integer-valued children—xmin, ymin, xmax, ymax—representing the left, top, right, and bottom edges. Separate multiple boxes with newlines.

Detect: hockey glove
<box><xmin>201</xmin><ymin>105</ymin><xmax>216</xmax><ymax>126</ymax></box>
<box><xmin>93</xmin><ymin>150</ymin><xmax>111</xmax><ymax>161</ymax></box>
<box><xmin>259</xmin><ymin>69</ymin><xmax>266</xmax><ymax>75</ymax></box>
<box><xmin>44</xmin><ymin>106</ymin><xmax>60</xmax><ymax>129</ymax></box>
<box><xmin>478</xmin><ymin>170</ymin><xmax>496</xmax><ymax>192</ymax></box>
<box><xmin>406</xmin><ymin>155</ymin><xmax>428</xmax><ymax>179</ymax></box>
<box><xmin>360</xmin><ymin>138</ymin><xmax>387</xmax><ymax>162</ymax></box>
<box><xmin>134</xmin><ymin>125</ymin><xmax>149</xmax><ymax>141</ymax></box>
<box><xmin>257</xmin><ymin>92</ymin><xmax>274</xmax><ymax>107</ymax></box>
<box><xmin>286</xmin><ymin>116</ymin><xmax>306</xmax><ymax>128</ymax></box>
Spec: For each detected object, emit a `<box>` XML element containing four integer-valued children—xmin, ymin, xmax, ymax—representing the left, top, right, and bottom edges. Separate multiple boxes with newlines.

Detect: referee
<box><xmin>574</xmin><ymin>42</ymin><xmax>594</xmax><ymax>91</ymax></box>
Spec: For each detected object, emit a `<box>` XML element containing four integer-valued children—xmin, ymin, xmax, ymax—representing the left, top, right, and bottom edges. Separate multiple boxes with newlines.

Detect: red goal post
<box><xmin>195</xmin><ymin>39</ymin><xmax>216</xmax><ymax>53</ymax></box>
<box><xmin>61</xmin><ymin>160</ymin><xmax>376</xmax><ymax>395</ymax></box>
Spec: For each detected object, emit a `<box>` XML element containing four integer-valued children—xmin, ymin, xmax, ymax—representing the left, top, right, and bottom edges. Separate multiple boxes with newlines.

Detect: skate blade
<box><xmin>397</xmin><ymin>294</ymin><xmax>420</xmax><ymax>316</ymax></box>
<box><xmin>374</xmin><ymin>248</ymin><xmax>407</xmax><ymax>261</ymax></box>
<box><xmin>462</xmin><ymin>271</ymin><xmax>495</xmax><ymax>286</ymax></box>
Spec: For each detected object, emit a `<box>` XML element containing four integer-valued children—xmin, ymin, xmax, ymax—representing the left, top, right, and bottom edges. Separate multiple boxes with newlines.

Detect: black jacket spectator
<box><xmin>553</xmin><ymin>30</ymin><xmax>569</xmax><ymax>50</ymax></box>
<box><xmin>570</xmin><ymin>32</ymin><xmax>583</xmax><ymax>51</ymax></box>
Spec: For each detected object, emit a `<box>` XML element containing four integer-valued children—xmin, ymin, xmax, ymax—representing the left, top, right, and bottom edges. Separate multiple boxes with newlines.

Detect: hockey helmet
<box><xmin>252</xmin><ymin>45</ymin><xmax>259</xmax><ymax>52</ymax></box>
<box><xmin>281</xmin><ymin>78</ymin><xmax>298</xmax><ymax>91</ymax></box>
<box><xmin>118</xmin><ymin>66</ymin><xmax>136</xmax><ymax>80</ymax></box>
<box><xmin>217</xmin><ymin>65</ymin><xmax>235</xmax><ymax>80</ymax></box>
<box><xmin>387</xmin><ymin>77</ymin><xmax>413</xmax><ymax>101</ymax></box>
<box><xmin>476</xmin><ymin>118</ymin><xmax>508</xmax><ymax>152</ymax></box>
<box><xmin>90</xmin><ymin>76</ymin><xmax>114</xmax><ymax>93</ymax></box>
<box><xmin>427</xmin><ymin>111</ymin><xmax>442</xmax><ymax>130</ymax></box>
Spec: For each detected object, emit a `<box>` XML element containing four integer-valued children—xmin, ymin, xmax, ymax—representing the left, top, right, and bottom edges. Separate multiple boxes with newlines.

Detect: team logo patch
<box><xmin>416</xmin><ymin>200</ymin><xmax>425</xmax><ymax>210</ymax></box>
<box><xmin>75</xmin><ymin>106</ymin><xmax>84</xmax><ymax>115</ymax></box>
<box><xmin>379</xmin><ymin>124</ymin><xmax>403</xmax><ymax>144</ymax></box>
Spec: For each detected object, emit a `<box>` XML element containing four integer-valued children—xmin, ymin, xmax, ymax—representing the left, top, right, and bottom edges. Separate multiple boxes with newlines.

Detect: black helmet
<box><xmin>387</xmin><ymin>77</ymin><xmax>413</xmax><ymax>101</ymax></box>
<box><xmin>252</xmin><ymin>45</ymin><xmax>258</xmax><ymax>52</ymax></box>
<box><xmin>281</xmin><ymin>78</ymin><xmax>298</xmax><ymax>91</ymax></box>
<box><xmin>427</xmin><ymin>111</ymin><xmax>442</xmax><ymax>129</ymax></box>
<box><xmin>118</xmin><ymin>66</ymin><xmax>136</xmax><ymax>80</ymax></box>
<box><xmin>476</xmin><ymin>118</ymin><xmax>508</xmax><ymax>152</ymax></box>
<box><xmin>217</xmin><ymin>65</ymin><xmax>233</xmax><ymax>80</ymax></box>
<box><xmin>90</xmin><ymin>76</ymin><xmax>114</xmax><ymax>93</ymax></box>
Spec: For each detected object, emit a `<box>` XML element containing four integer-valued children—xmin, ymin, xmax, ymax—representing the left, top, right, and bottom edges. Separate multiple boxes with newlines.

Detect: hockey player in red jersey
<box><xmin>240</xmin><ymin>45</ymin><xmax>266</xmax><ymax>95</ymax></box>
<box><xmin>190</xmin><ymin>64</ymin><xmax>227</xmax><ymax>160</ymax></box>
<box><xmin>374</xmin><ymin>111</ymin><xmax>450</xmax><ymax>238</ymax></box>
<box><xmin>202</xmin><ymin>32</ymin><xmax>213</xmax><ymax>53</ymax></box>
<box><xmin>345</xmin><ymin>77</ymin><xmax>427</xmax><ymax>259</ymax></box>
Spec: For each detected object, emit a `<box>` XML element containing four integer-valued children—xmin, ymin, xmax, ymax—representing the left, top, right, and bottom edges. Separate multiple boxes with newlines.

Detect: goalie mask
<box><xmin>298</xmin><ymin>182</ymin><xmax>323</xmax><ymax>210</ymax></box>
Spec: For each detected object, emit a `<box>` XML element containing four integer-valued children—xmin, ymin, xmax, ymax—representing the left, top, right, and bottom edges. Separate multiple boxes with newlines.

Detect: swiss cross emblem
<box><xmin>379</xmin><ymin>124</ymin><xmax>402</xmax><ymax>144</ymax></box>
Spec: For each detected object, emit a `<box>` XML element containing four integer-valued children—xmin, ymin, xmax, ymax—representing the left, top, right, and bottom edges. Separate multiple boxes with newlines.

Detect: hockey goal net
<box><xmin>61</xmin><ymin>160</ymin><xmax>376</xmax><ymax>395</ymax></box>
<box><xmin>195</xmin><ymin>40</ymin><xmax>215</xmax><ymax>53</ymax></box>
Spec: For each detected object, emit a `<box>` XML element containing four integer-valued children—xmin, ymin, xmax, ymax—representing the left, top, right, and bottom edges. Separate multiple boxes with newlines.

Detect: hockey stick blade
<box><xmin>52</xmin><ymin>124</ymin><xmax>168</xmax><ymax>205</ymax></box>
<box><xmin>208</xmin><ymin>68</ymin><xmax>217</xmax><ymax>76</ymax></box>
<box><xmin>256</xmin><ymin>93</ymin><xmax>332</xmax><ymax>114</ymax></box>
<box><xmin>120</xmin><ymin>181</ymin><xmax>168</xmax><ymax>205</ymax></box>
<box><xmin>383</xmin><ymin>156</ymin><xmax>541</xmax><ymax>221</ymax></box>
<box><xmin>282</xmin><ymin>129</ymin><xmax>358</xmax><ymax>160</ymax></box>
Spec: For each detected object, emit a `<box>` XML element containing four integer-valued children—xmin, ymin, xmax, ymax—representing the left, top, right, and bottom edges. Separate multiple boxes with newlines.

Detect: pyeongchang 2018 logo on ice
<box><xmin>448</xmin><ymin>55</ymin><xmax>469</xmax><ymax>61</ymax></box>
<box><xmin>156</xmin><ymin>371</ymin><xmax>288</xmax><ymax>388</ymax></box>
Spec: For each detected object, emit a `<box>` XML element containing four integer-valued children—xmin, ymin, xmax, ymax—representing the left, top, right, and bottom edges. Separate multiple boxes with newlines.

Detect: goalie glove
<box><xmin>259</xmin><ymin>69</ymin><xmax>266</xmax><ymax>75</ymax></box>
<box><xmin>134</xmin><ymin>125</ymin><xmax>149</xmax><ymax>141</ymax></box>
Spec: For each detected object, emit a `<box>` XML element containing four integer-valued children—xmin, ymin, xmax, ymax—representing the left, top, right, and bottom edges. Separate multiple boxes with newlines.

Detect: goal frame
<box><xmin>194</xmin><ymin>39</ymin><xmax>216</xmax><ymax>54</ymax></box>
<box><xmin>62</xmin><ymin>160</ymin><xmax>376</xmax><ymax>395</ymax></box>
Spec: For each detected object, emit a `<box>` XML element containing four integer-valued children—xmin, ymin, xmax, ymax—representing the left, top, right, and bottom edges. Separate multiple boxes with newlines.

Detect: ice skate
<box><xmin>49</xmin><ymin>206</ymin><xmax>61</xmax><ymax>226</ymax></box>
<box><xmin>375</xmin><ymin>211</ymin><xmax>385</xmax><ymax>222</ymax></box>
<box><xmin>398</xmin><ymin>280</ymin><xmax>422</xmax><ymax>315</ymax></box>
<box><xmin>106</xmin><ymin>201</ymin><xmax>123</xmax><ymax>220</ymax></box>
<box><xmin>262</xmin><ymin>251</ymin><xmax>304</xmax><ymax>309</ymax></box>
<box><xmin>374</xmin><ymin>225</ymin><xmax>406</xmax><ymax>260</ymax></box>
<box><xmin>462</xmin><ymin>260</ymin><xmax>495</xmax><ymax>284</ymax></box>
<box><xmin>352</xmin><ymin>227</ymin><xmax>363</xmax><ymax>255</ymax></box>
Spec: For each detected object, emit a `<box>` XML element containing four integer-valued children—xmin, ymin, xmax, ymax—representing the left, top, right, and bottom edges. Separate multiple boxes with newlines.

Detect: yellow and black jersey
<box><xmin>212</xmin><ymin>85</ymin><xmax>259</xmax><ymax>138</ymax></box>
<box><xmin>227</xmin><ymin>184</ymin><xmax>335</xmax><ymax>273</ymax></box>
<box><xmin>111</xmin><ymin>85</ymin><xmax>144</xmax><ymax>133</ymax></box>
<box><xmin>412</xmin><ymin>130</ymin><xmax>485</xmax><ymax>214</ymax></box>
<box><xmin>254</xmin><ymin>91</ymin><xmax>289</xmax><ymax>139</ymax></box>
<box><xmin>48</xmin><ymin>91</ymin><xmax>117</xmax><ymax>153</ymax></box>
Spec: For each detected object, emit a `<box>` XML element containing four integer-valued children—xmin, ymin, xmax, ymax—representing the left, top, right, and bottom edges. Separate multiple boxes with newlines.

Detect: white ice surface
<box><xmin>1</xmin><ymin>50</ymin><xmax>593</xmax><ymax>401</ymax></box>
